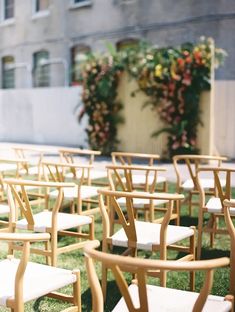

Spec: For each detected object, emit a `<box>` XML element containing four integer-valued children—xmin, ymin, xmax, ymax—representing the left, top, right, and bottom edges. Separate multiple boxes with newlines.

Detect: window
<box><xmin>33</xmin><ymin>51</ymin><xmax>50</xmax><ymax>87</ymax></box>
<box><xmin>70</xmin><ymin>44</ymin><xmax>90</xmax><ymax>85</ymax></box>
<box><xmin>2</xmin><ymin>56</ymin><xmax>15</xmax><ymax>89</ymax></box>
<box><xmin>116</xmin><ymin>38</ymin><xmax>139</xmax><ymax>51</ymax></box>
<box><xmin>34</xmin><ymin>0</ymin><xmax>49</xmax><ymax>12</ymax></box>
<box><xmin>70</xmin><ymin>0</ymin><xmax>92</xmax><ymax>9</ymax></box>
<box><xmin>3</xmin><ymin>0</ymin><xmax>14</xmax><ymax>20</ymax></box>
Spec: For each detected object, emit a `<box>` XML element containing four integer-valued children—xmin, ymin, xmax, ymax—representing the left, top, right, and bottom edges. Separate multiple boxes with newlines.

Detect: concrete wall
<box><xmin>0</xmin><ymin>86</ymin><xmax>88</xmax><ymax>147</ymax></box>
<box><xmin>0</xmin><ymin>80</ymin><xmax>233</xmax><ymax>158</ymax></box>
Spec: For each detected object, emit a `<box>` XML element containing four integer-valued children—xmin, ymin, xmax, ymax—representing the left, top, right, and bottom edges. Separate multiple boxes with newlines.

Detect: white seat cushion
<box><xmin>111</xmin><ymin>220</ymin><xmax>194</xmax><ymax>251</ymax></box>
<box><xmin>0</xmin><ymin>204</ymin><xmax>10</xmax><ymax>215</ymax></box>
<box><xmin>182</xmin><ymin>178</ymin><xmax>226</xmax><ymax>190</ymax></box>
<box><xmin>0</xmin><ymin>258</ymin><xmax>77</xmax><ymax>306</ymax></box>
<box><xmin>206</xmin><ymin>197</ymin><xmax>235</xmax><ymax>215</ymax></box>
<box><xmin>112</xmin><ymin>283</ymin><xmax>232</xmax><ymax>312</ymax></box>
<box><xmin>122</xmin><ymin>174</ymin><xmax>166</xmax><ymax>186</ymax></box>
<box><xmin>16</xmin><ymin>211</ymin><xmax>92</xmax><ymax>232</ymax></box>
<box><xmin>66</xmin><ymin>169</ymin><xmax>107</xmax><ymax>180</ymax></box>
<box><xmin>0</xmin><ymin>163</ymin><xmax>17</xmax><ymax>172</ymax></box>
<box><xmin>50</xmin><ymin>185</ymin><xmax>98</xmax><ymax>200</ymax></box>
<box><xmin>117</xmin><ymin>197</ymin><xmax>168</xmax><ymax>208</ymax></box>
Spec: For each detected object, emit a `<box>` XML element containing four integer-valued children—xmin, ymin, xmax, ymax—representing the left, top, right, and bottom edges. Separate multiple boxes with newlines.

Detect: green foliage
<box><xmin>79</xmin><ymin>38</ymin><xmax>226</xmax><ymax>157</ymax></box>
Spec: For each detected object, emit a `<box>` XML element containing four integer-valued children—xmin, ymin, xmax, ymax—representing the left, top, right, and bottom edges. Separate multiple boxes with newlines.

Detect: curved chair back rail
<box><xmin>223</xmin><ymin>199</ymin><xmax>235</xmax><ymax>295</ymax></box>
<box><xmin>84</xmin><ymin>240</ymin><xmax>232</xmax><ymax>312</ymax></box>
<box><xmin>0</xmin><ymin>232</ymin><xmax>81</xmax><ymax>312</ymax></box>
<box><xmin>196</xmin><ymin>167</ymin><xmax>235</xmax><ymax>261</ymax></box>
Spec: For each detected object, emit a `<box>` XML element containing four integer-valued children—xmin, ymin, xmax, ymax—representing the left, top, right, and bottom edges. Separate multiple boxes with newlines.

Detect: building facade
<box><xmin>0</xmin><ymin>0</ymin><xmax>234</xmax><ymax>88</ymax></box>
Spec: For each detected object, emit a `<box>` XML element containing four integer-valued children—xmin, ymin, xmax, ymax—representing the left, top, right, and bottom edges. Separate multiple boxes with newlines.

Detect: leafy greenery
<box><xmin>79</xmin><ymin>38</ymin><xmax>226</xmax><ymax>157</ymax></box>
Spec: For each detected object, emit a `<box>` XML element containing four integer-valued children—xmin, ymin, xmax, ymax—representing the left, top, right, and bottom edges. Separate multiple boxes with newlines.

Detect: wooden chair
<box><xmin>59</xmin><ymin>147</ymin><xmax>107</xmax><ymax>185</ymax></box>
<box><xmin>84</xmin><ymin>240</ymin><xmax>233</xmax><ymax>312</ymax></box>
<box><xmin>0</xmin><ymin>232</ymin><xmax>81</xmax><ymax>312</ymax></box>
<box><xmin>98</xmin><ymin>189</ymin><xmax>195</xmax><ymax>299</ymax></box>
<box><xmin>223</xmin><ymin>199</ymin><xmax>235</xmax><ymax>296</ymax></box>
<box><xmin>0</xmin><ymin>158</ymin><xmax>31</xmax><ymax>231</ymax></box>
<box><xmin>4</xmin><ymin>178</ymin><xmax>94</xmax><ymax>266</ymax></box>
<box><xmin>173</xmin><ymin>154</ymin><xmax>227</xmax><ymax>215</ymax></box>
<box><xmin>12</xmin><ymin>145</ymin><xmax>46</xmax><ymax>179</ymax></box>
<box><xmin>196</xmin><ymin>167</ymin><xmax>235</xmax><ymax>259</ymax></box>
<box><xmin>112</xmin><ymin>152</ymin><xmax>167</xmax><ymax>192</ymax></box>
<box><xmin>42</xmin><ymin>160</ymin><xmax>101</xmax><ymax>215</ymax></box>
<box><xmin>107</xmin><ymin>165</ymin><xmax>179</xmax><ymax>234</ymax></box>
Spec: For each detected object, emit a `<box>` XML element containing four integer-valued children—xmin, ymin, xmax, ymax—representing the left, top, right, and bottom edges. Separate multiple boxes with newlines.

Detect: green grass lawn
<box><xmin>0</xmin><ymin>182</ymin><xmax>233</xmax><ymax>311</ymax></box>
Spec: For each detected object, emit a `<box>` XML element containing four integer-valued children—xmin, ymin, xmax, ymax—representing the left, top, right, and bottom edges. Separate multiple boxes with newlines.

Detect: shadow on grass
<box><xmin>200</xmin><ymin>247</ymin><xmax>230</xmax><ymax>260</ymax></box>
<box><xmin>81</xmin><ymin>280</ymin><xmax>120</xmax><ymax>312</ymax></box>
<box><xmin>179</xmin><ymin>215</ymin><xmax>199</xmax><ymax>227</ymax></box>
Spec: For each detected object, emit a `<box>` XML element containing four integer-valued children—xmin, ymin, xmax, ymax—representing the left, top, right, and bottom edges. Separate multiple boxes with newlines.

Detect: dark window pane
<box><xmin>4</xmin><ymin>0</ymin><xmax>14</xmax><ymax>19</ymax></box>
<box><xmin>70</xmin><ymin>45</ymin><xmax>90</xmax><ymax>84</ymax></box>
<box><xmin>2</xmin><ymin>56</ymin><xmax>15</xmax><ymax>89</ymax></box>
<box><xmin>33</xmin><ymin>51</ymin><xmax>50</xmax><ymax>87</ymax></box>
<box><xmin>36</xmin><ymin>0</ymin><xmax>49</xmax><ymax>12</ymax></box>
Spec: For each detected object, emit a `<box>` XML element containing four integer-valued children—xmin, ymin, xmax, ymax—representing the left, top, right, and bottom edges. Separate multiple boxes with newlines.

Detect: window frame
<box><xmin>33</xmin><ymin>50</ymin><xmax>50</xmax><ymax>88</ymax></box>
<box><xmin>69</xmin><ymin>0</ymin><xmax>92</xmax><ymax>10</ymax></box>
<box><xmin>32</xmin><ymin>0</ymin><xmax>50</xmax><ymax>19</ymax></box>
<box><xmin>70</xmin><ymin>44</ymin><xmax>90</xmax><ymax>85</ymax></box>
<box><xmin>2</xmin><ymin>55</ymin><xmax>15</xmax><ymax>89</ymax></box>
<box><xmin>1</xmin><ymin>0</ymin><xmax>15</xmax><ymax>24</ymax></box>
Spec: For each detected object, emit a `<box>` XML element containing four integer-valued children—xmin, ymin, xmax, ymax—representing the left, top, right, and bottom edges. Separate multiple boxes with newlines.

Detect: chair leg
<box><xmin>197</xmin><ymin>213</ymin><xmax>203</xmax><ymax>260</ymax></box>
<box><xmin>51</xmin><ymin>233</ymin><xmax>58</xmax><ymax>267</ymax></box>
<box><xmin>210</xmin><ymin>215</ymin><xmax>217</xmax><ymax>248</ymax></box>
<box><xmin>102</xmin><ymin>240</ymin><xmax>108</xmax><ymax>300</ymax></box>
<box><xmin>73</xmin><ymin>270</ymin><xmax>81</xmax><ymax>312</ymax></box>
<box><xmin>45</xmin><ymin>240</ymin><xmax>51</xmax><ymax>265</ymax></box>
<box><xmin>89</xmin><ymin>217</ymin><xmax>95</xmax><ymax>240</ymax></box>
<box><xmin>230</xmin><ymin>248</ymin><xmax>235</xmax><ymax>296</ymax></box>
<box><xmin>190</xmin><ymin>230</ymin><xmax>196</xmax><ymax>291</ymax></box>
<box><xmin>189</xmin><ymin>192</ymin><xmax>193</xmax><ymax>216</ymax></box>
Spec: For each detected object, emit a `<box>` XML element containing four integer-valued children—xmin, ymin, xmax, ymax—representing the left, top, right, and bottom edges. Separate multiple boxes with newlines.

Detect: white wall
<box><xmin>0</xmin><ymin>86</ymin><xmax>88</xmax><ymax>147</ymax></box>
<box><xmin>0</xmin><ymin>81</ymin><xmax>234</xmax><ymax>158</ymax></box>
<box><xmin>214</xmin><ymin>80</ymin><xmax>235</xmax><ymax>158</ymax></box>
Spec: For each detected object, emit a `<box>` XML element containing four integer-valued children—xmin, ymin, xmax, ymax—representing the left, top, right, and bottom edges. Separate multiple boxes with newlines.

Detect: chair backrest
<box><xmin>197</xmin><ymin>167</ymin><xmax>235</xmax><ymax>208</ymax></box>
<box><xmin>42</xmin><ymin>160</ymin><xmax>92</xmax><ymax>185</ymax></box>
<box><xmin>98</xmin><ymin>188</ymin><xmax>184</xmax><ymax>247</ymax></box>
<box><xmin>173</xmin><ymin>154</ymin><xmax>227</xmax><ymax>192</ymax></box>
<box><xmin>107</xmin><ymin>164</ymin><xmax>166</xmax><ymax>193</ymax></box>
<box><xmin>0</xmin><ymin>158</ymin><xmax>30</xmax><ymax>199</ymax></box>
<box><xmin>112</xmin><ymin>152</ymin><xmax>160</xmax><ymax>166</ymax></box>
<box><xmin>12</xmin><ymin>145</ymin><xmax>46</xmax><ymax>176</ymax></box>
<box><xmin>4</xmin><ymin>178</ymin><xmax>75</xmax><ymax>229</ymax></box>
<box><xmin>84</xmin><ymin>240</ymin><xmax>230</xmax><ymax>312</ymax></box>
<box><xmin>0</xmin><ymin>232</ymin><xmax>50</xmax><ymax>310</ymax></box>
<box><xmin>59</xmin><ymin>147</ymin><xmax>101</xmax><ymax>165</ymax></box>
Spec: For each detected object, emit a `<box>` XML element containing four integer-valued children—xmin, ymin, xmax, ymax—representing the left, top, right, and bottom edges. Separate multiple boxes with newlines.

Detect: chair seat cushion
<box><xmin>66</xmin><ymin>169</ymin><xmax>107</xmax><ymax>180</ymax></box>
<box><xmin>0</xmin><ymin>204</ymin><xmax>10</xmax><ymax>215</ymax></box>
<box><xmin>206</xmin><ymin>197</ymin><xmax>235</xmax><ymax>215</ymax></box>
<box><xmin>16</xmin><ymin>211</ymin><xmax>92</xmax><ymax>232</ymax></box>
<box><xmin>112</xmin><ymin>284</ymin><xmax>232</xmax><ymax>312</ymax></box>
<box><xmin>122</xmin><ymin>174</ymin><xmax>166</xmax><ymax>186</ymax></box>
<box><xmin>0</xmin><ymin>163</ymin><xmax>17</xmax><ymax>172</ymax></box>
<box><xmin>0</xmin><ymin>258</ymin><xmax>77</xmax><ymax>306</ymax></box>
<box><xmin>182</xmin><ymin>178</ymin><xmax>226</xmax><ymax>190</ymax></box>
<box><xmin>111</xmin><ymin>220</ymin><xmax>194</xmax><ymax>251</ymax></box>
<box><xmin>50</xmin><ymin>185</ymin><xmax>99</xmax><ymax>200</ymax></box>
<box><xmin>117</xmin><ymin>197</ymin><xmax>168</xmax><ymax>208</ymax></box>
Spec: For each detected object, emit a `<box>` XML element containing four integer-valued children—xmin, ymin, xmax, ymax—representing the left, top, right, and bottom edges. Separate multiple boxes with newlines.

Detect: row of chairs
<box><xmin>0</xmin><ymin>145</ymin><xmax>234</xmax><ymax>311</ymax></box>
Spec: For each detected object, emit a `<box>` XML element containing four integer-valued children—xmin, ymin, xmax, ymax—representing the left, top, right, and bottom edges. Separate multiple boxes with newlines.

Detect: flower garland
<box><xmin>79</xmin><ymin>54</ymin><xmax>124</xmax><ymax>154</ymax></box>
<box><xmin>79</xmin><ymin>38</ymin><xmax>226</xmax><ymax>156</ymax></box>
